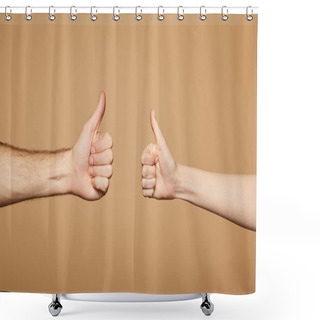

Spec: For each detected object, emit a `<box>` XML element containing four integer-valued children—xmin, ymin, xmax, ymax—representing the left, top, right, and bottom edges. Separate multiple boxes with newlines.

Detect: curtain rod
<box><xmin>0</xmin><ymin>6</ymin><xmax>259</xmax><ymax>15</ymax></box>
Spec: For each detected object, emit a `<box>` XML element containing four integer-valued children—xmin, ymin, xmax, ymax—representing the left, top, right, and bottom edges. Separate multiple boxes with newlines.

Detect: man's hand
<box><xmin>70</xmin><ymin>91</ymin><xmax>113</xmax><ymax>200</ymax></box>
<box><xmin>140</xmin><ymin>109</ymin><xmax>178</xmax><ymax>199</ymax></box>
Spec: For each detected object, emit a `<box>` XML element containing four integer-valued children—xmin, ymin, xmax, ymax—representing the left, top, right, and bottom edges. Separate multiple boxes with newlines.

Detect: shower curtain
<box><xmin>0</xmin><ymin>11</ymin><xmax>257</xmax><ymax>294</ymax></box>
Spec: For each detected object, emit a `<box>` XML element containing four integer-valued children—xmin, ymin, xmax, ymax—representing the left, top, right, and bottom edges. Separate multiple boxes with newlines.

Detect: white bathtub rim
<box><xmin>57</xmin><ymin>293</ymin><xmax>201</xmax><ymax>302</ymax></box>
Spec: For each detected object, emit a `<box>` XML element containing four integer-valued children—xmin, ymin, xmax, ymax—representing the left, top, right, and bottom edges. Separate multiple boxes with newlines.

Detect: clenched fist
<box><xmin>70</xmin><ymin>91</ymin><xmax>113</xmax><ymax>200</ymax></box>
<box><xmin>141</xmin><ymin>109</ymin><xmax>178</xmax><ymax>199</ymax></box>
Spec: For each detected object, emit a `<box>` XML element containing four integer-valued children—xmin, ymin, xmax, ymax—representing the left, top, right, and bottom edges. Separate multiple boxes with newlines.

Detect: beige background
<box><xmin>0</xmin><ymin>13</ymin><xmax>257</xmax><ymax>294</ymax></box>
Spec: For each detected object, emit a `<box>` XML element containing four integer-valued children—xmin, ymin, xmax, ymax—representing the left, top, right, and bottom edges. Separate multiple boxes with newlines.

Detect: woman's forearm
<box><xmin>0</xmin><ymin>142</ymin><xmax>73</xmax><ymax>207</ymax></box>
<box><xmin>174</xmin><ymin>164</ymin><xmax>256</xmax><ymax>231</ymax></box>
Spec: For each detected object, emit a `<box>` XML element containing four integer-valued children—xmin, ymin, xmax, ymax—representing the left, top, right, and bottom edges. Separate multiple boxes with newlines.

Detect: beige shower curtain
<box><xmin>0</xmin><ymin>12</ymin><xmax>257</xmax><ymax>294</ymax></box>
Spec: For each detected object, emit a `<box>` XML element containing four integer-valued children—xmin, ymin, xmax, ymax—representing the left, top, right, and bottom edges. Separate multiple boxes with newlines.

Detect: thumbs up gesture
<box><xmin>141</xmin><ymin>109</ymin><xmax>178</xmax><ymax>199</ymax></box>
<box><xmin>70</xmin><ymin>91</ymin><xmax>113</xmax><ymax>200</ymax></box>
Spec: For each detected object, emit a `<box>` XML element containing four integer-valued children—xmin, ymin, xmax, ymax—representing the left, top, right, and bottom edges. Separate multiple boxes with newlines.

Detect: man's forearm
<box><xmin>0</xmin><ymin>142</ymin><xmax>73</xmax><ymax>207</ymax></box>
<box><xmin>174</xmin><ymin>163</ymin><xmax>256</xmax><ymax>231</ymax></box>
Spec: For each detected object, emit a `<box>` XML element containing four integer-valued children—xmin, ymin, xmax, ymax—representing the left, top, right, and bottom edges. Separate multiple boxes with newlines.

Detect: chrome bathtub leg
<box><xmin>48</xmin><ymin>294</ymin><xmax>63</xmax><ymax>317</ymax></box>
<box><xmin>200</xmin><ymin>293</ymin><xmax>214</xmax><ymax>316</ymax></box>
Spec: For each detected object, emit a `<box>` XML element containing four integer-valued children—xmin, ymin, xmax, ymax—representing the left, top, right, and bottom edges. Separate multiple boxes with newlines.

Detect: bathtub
<box><xmin>63</xmin><ymin>292</ymin><xmax>201</xmax><ymax>302</ymax></box>
<box><xmin>47</xmin><ymin>293</ymin><xmax>214</xmax><ymax>316</ymax></box>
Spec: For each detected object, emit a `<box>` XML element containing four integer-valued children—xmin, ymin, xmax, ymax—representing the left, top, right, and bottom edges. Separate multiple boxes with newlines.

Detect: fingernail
<box><xmin>91</xmin><ymin>146</ymin><xmax>95</xmax><ymax>154</ymax></box>
<box><xmin>89</xmin><ymin>167</ymin><xmax>93</xmax><ymax>176</ymax></box>
<box><xmin>90</xmin><ymin>156</ymin><xmax>93</xmax><ymax>165</ymax></box>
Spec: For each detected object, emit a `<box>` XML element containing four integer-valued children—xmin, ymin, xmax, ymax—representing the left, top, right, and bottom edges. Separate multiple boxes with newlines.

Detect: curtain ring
<box><xmin>200</xmin><ymin>6</ymin><xmax>207</xmax><ymax>21</ymax></box>
<box><xmin>177</xmin><ymin>6</ymin><xmax>184</xmax><ymax>21</ymax></box>
<box><xmin>70</xmin><ymin>6</ymin><xmax>77</xmax><ymax>21</ymax></box>
<box><xmin>221</xmin><ymin>6</ymin><xmax>228</xmax><ymax>21</ymax></box>
<box><xmin>135</xmin><ymin>6</ymin><xmax>142</xmax><ymax>21</ymax></box>
<box><xmin>113</xmin><ymin>6</ymin><xmax>120</xmax><ymax>21</ymax></box>
<box><xmin>4</xmin><ymin>6</ymin><xmax>12</xmax><ymax>21</ymax></box>
<box><xmin>49</xmin><ymin>6</ymin><xmax>55</xmax><ymax>21</ymax></box>
<box><xmin>246</xmin><ymin>6</ymin><xmax>253</xmax><ymax>21</ymax></box>
<box><xmin>25</xmin><ymin>6</ymin><xmax>32</xmax><ymax>21</ymax></box>
<box><xmin>90</xmin><ymin>6</ymin><xmax>97</xmax><ymax>21</ymax></box>
<box><xmin>157</xmin><ymin>6</ymin><xmax>164</xmax><ymax>21</ymax></box>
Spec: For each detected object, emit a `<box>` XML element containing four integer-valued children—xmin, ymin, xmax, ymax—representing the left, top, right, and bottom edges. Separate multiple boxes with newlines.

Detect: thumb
<box><xmin>87</xmin><ymin>91</ymin><xmax>106</xmax><ymax>132</ymax></box>
<box><xmin>150</xmin><ymin>109</ymin><xmax>166</xmax><ymax>147</ymax></box>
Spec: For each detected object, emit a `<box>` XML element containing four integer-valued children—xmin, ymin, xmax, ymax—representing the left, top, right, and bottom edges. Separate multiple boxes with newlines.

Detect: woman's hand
<box><xmin>140</xmin><ymin>109</ymin><xmax>178</xmax><ymax>199</ymax></box>
<box><xmin>140</xmin><ymin>109</ymin><xmax>256</xmax><ymax>231</ymax></box>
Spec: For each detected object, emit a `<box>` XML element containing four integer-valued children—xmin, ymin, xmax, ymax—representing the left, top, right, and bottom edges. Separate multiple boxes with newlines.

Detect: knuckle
<box><xmin>141</xmin><ymin>153</ymin><xmax>146</xmax><ymax>164</ymax></box>
<box><xmin>142</xmin><ymin>189</ymin><xmax>153</xmax><ymax>198</ymax></box>
<box><xmin>142</xmin><ymin>178</ymin><xmax>154</xmax><ymax>189</ymax></box>
<box><xmin>105</xmin><ymin>178</ymin><xmax>110</xmax><ymax>191</ymax></box>
<box><xmin>106</xmin><ymin>132</ymin><xmax>113</xmax><ymax>147</ymax></box>
<box><xmin>144</xmin><ymin>155</ymin><xmax>152</xmax><ymax>164</ymax></box>
<box><xmin>106</xmin><ymin>165</ymin><xmax>113</xmax><ymax>178</ymax></box>
<box><xmin>142</xmin><ymin>165</ymin><xmax>147</xmax><ymax>177</ymax></box>
<box><xmin>108</xmin><ymin>149</ymin><xmax>114</xmax><ymax>163</ymax></box>
<box><xmin>142</xmin><ymin>179</ymin><xmax>147</xmax><ymax>188</ymax></box>
<box><xmin>142</xmin><ymin>166</ymin><xmax>155</xmax><ymax>179</ymax></box>
<box><xmin>101</xmin><ymin>178</ymin><xmax>109</xmax><ymax>193</ymax></box>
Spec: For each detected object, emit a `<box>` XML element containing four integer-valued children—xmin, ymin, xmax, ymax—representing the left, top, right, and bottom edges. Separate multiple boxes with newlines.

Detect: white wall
<box><xmin>1</xmin><ymin>0</ymin><xmax>319</xmax><ymax>319</ymax></box>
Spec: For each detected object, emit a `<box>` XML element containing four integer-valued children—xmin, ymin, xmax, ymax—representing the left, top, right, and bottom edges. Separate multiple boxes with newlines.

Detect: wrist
<box><xmin>50</xmin><ymin>148</ymin><xmax>73</xmax><ymax>195</ymax></box>
<box><xmin>174</xmin><ymin>163</ymin><xmax>187</xmax><ymax>200</ymax></box>
<box><xmin>62</xmin><ymin>148</ymin><xmax>74</xmax><ymax>195</ymax></box>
